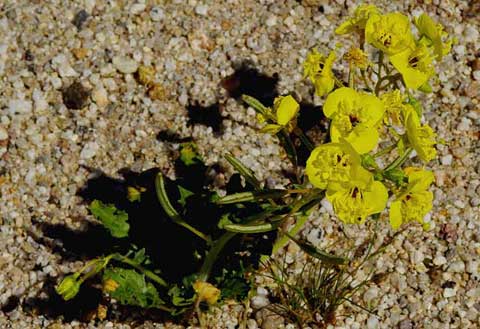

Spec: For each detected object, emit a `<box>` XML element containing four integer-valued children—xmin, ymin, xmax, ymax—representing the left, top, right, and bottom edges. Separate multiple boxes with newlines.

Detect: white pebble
<box><xmin>456</xmin><ymin>117</ymin><xmax>471</xmax><ymax>131</ymax></box>
<box><xmin>0</xmin><ymin>126</ymin><xmax>7</xmax><ymax>141</ymax></box>
<box><xmin>443</xmin><ymin>288</ymin><xmax>456</xmax><ymax>298</ymax></box>
<box><xmin>9</xmin><ymin>99</ymin><xmax>32</xmax><ymax>114</ymax></box>
<box><xmin>92</xmin><ymin>88</ymin><xmax>109</xmax><ymax>107</ymax></box>
<box><xmin>52</xmin><ymin>54</ymin><xmax>78</xmax><ymax>78</ymax></box>
<box><xmin>112</xmin><ymin>56</ymin><xmax>139</xmax><ymax>74</ymax></box>
<box><xmin>367</xmin><ymin>316</ymin><xmax>379</xmax><ymax>329</ymax></box>
<box><xmin>130</xmin><ymin>3</ymin><xmax>146</xmax><ymax>15</ymax></box>
<box><xmin>80</xmin><ymin>142</ymin><xmax>99</xmax><ymax>160</ymax></box>
<box><xmin>440</xmin><ymin>154</ymin><xmax>453</xmax><ymax>166</ymax></box>
<box><xmin>433</xmin><ymin>256</ymin><xmax>447</xmax><ymax>266</ymax></box>
<box><xmin>150</xmin><ymin>6</ymin><xmax>165</xmax><ymax>21</ymax></box>
<box><xmin>363</xmin><ymin>287</ymin><xmax>379</xmax><ymax>303</ymax></box>
<box><xmin>473</xmin><ymin>70</ymin><xmax>480</xmax><ymax>81</ymax></box>
<box><xmin>251</xmin><ymin>295</ymin><xmax>269</xmax><ymax>309</ymax></box>
<box><xmin>266</xmin><ymin>15</ymin><xmax>277</xmax><ymax>27</ymax></box>
<box><xmin>195</xmin><ymin>4</ymin><xmax>208</xmax><ymax>16</ymax></box>
<box><xmin>449</xmin><ymin>260</ymin><xmax>465</xmax><ymax>273</ymax></box>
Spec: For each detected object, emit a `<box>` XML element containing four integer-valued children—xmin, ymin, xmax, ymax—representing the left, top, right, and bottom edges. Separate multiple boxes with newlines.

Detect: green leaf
<box><xmin>103</xmin><ymin>268</ymin><xmax>165</xmax><ymax>308</ymax></box>
<box><xmin>214</xmin><ymin>266</ymin><xmax>250</xmax><ymax>301</ymax></box>
<box><xmin>216</xmin><ymin>190</ymin><xmax>288</xmax><ymax>205</ymax></box>
<box><xmin>241</xmin><ymin>94</ymin><xmax>270</xmax><ymax>116</ymax></box>
<box><xmin>407</xmin><ymin>95</ymin><xmax>423</xmax><ymax>118</ymax></box>
<box><xmin>286</xmin><ymin>233</ymin><xmax>347</xmax><ymax>265</ymax></box>
<box><xmin>89</xmin><ymin>200</ymin><xmax>129</xmax><ymax>238</ymax></box>
<box><xmin>223</xmin><ymin>221</ymin><xmax>280</xmax><ymax>234</ymax></box>
<box><xmin>179</xmin><ymin>142</ymin><xmax>202</xmax><ymax>166</ymax></box>
<box><xmin>224</xmin><ymin>154</ymin><xmax>261</xmax><ymax>190</ymax></box>
<box><xmin>177</xmin><ymin>185</ymin><xmax>194</xmax><ymax>207</ymax></box>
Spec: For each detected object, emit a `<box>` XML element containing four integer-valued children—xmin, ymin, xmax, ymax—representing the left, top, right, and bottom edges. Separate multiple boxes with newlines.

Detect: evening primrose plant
<box><xmin>55</xmin><ymin>5</ymin><xmax>450</xmax><ymax>325</ymax></box>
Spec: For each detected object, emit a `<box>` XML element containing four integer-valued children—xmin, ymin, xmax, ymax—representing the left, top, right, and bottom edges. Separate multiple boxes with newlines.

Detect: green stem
<box><xmin>112</xmin><ymin>254</ymin><xmax>168</xmax><ymax>287</ymax></box>
<box><xmin>197</xmin><ymin>232</ymin><xmax>237</xmax><ymax>282</ymax></box>
<box><xmin>348</xmin><ymin>66</ymin><xmax>355</xmax><ymax>89</ymax></box>
<box><xmin>155</xmin><ymin>173</ymin><xmax>211</xmax><ymax>244</ymax></box>
<box><xmin>372</xmin><ymin>140</ymin><xmax>398</xmax><ymax>158</ymax></box>
<box><xmin>383</xmin><ymin>148</ymin><xmax>413</xmax><ymax>172</ymax></box>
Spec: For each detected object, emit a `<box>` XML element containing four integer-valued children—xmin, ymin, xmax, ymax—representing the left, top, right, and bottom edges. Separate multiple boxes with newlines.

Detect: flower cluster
<box><xmin>300</xmin><ymin>5</ymin><xmax>450</xmax><ymax>230</ymax></box>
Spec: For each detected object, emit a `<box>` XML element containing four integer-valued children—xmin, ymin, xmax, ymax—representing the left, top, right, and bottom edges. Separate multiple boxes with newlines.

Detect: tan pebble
<box><xmin>0</xmin><ymin>126</ymin><xmax>8</xmax><ymax>141</ymax></box>
<box><xmin>148</xmin><ymin>83</ymin><xmax>166</xmax><ymax>100</ymax></box>
<box><xmin>464</xmin><ymin>81</ymin><xmax>480</xmax><ymax>99</ymax></box>
<box><xmin>92</xmin><ymin>88</ymin><xmax>109</xmax><ymax>107</ymax></box>
<box><xmin>137</xmin><ymin>65</ymin><xmax>155</xmax><ymax>87</ymax></box>
<box><xmin>71</xmin><ymin>47</ymin><xmax>88</xmax><ymax>60</ymax></box>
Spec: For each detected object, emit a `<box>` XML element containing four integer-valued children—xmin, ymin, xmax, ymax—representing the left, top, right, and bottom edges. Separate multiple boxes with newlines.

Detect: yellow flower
<box><xmin>303</xmin><ymin>49</ymin><xmax>336</xmax><ymax>97</ymax></box>
<box><xmin>390</xmin><ymin>44</ymin><xmax>435</xmax><ymax>90</ymax></box>
<box><xmin>380</xmin><ymin>90</ymin><xmax>407</xmax><ymax>126</ymax></box>
<box><xmin>344</xmin><ymin>47</ymin><xmax>369</xmax><ymax>69</ymax></box>
<box><xmin>335</xmin><ymin>4</ymin><xmax>381</xmax><ymax>35</ymax></box>
<box><xmin>326</xmin><ymin>168</ymin><xmax>388</xmax><ymax>224</ymax></box>
<box><xmin>323</xmin><ymin>87</ymin><xmax>384</xmax><ymax>154</ymax></box>
<box><xmin>404</xmin><ymin>106</ymin><xmax>436</xmax><ymax>162</ymax></box>
<box><xmin>389</xmin><ymin>168</ymin><xmax>434</xmax><ymax>229</ymax></box>
<box><xmin>365</xmin><ymin>13</ymin><xmax>415</xmax><ymax>55</ymax></box>
<box><xmin>415</xmin><ymin>13</ymin><xmax>452</xmax><ymax>60</ymax></box>
<box><xmin>193</xmin><ymin>281</ymin><xmax>221</xmax><ymax>305</ymax></box>
<box><xmin>260</xmin><ymin>95</ymin><xmax>300</xmax><ymax>134</ymax></box>
<box><xmin>305</xmin><ymin>140</ymin><xmax>361</xmax><ymax>190</ymax></box>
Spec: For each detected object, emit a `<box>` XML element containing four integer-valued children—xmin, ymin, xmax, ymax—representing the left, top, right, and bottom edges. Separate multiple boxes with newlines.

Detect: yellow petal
<box><xmin>389</xmin><ymin>200</ymin><xmax>403</xmax><ymax>229</ymax></box>
<box><xmin>274</xmin><ymin>95</ymin><xmax>299</xmax><ymax>126</ymax></box>
<box><xmin>364</xmin><ymin>181</ymin><xmax>388</xmax><ymax>215</ymax></box>
<box><xmin>323</xmin><ymin>87</ymin><xmax>358</xmax><ymax>118</ymax></box>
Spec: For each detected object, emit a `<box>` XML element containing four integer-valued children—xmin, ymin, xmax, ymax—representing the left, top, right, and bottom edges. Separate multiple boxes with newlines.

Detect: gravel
<box><xmin>0</xmin><ymin>0</ymin><xmax>478</xmax><ymax>328</ymax></box>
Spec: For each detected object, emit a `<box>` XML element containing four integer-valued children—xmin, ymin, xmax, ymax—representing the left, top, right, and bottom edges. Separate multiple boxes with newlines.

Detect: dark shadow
<box><xmin>221</xmin><ymin>61</ymin><xmax>279</xmax><ymax>107</ymax></box>
<box><xmin>186</xmin><ymin>102</ymin><xmax>223</xmax><ymax>134</ymax></box>
<box><xmin>29</xmin><ymin>151</ymin><xmax>275</xmax><ymax>323</ymax></box>
<box><xmin>156</xmin><ymin>130</ymin><xmax>192</xmax><ymax>144</ymax></box>
<box><xmin>23</xmin><ymin>275</ymin><xmax>103</xmax><ymax>322</ymax></box>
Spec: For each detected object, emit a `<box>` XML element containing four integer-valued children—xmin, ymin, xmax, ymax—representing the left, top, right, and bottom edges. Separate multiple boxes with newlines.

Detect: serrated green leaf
<box><xmin>89</xmin><ymin>200</ymin><xmax>129</xmax><ymax>238</ymax></box>
<box><xmin>179</xmin><ymin>142</ymin><xmax>202</xmax><ymax>166</ymax></box>
<box><xmin>103</xmin><ymin>268</ymin><xmax>164</xmax><ymax>308</ymax></box>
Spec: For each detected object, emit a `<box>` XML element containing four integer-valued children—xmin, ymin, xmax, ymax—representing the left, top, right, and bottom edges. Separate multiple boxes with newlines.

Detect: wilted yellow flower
<box><xmin>303</xmin><ymin>49</ymin><xmax>336</xmax><ymax>97</ymax></box>
<box><xmin>415</xmin><ymin>13</ymin><xmax>452</xmax><ymax>60</ymax></box>
<box><xmin>380</xmin><ymin>90</ymin><xmax>407</xmax><ymax>126</ymax></box>
<box><xmin>365</xmin><ymin>13</ymin><xmax>415</xmax><ymax>55</ymax></box>
<box><xmin>323</xmin><ymin>87</ymin><xmax>385</xmax><ymax>154</ymax></box>
<box><xmin>326</xmin><ymin>168</ymin><xmax>388</xmax><ymax>224</ymax></box>
<box><xmin>344</xmin><ymin>47</ymin><xmax>369</xmax><ymax>69</ymax></box>
<box><xmin>305</xmin><ymin>140</ymin><xmax>361</xmax><ymax>190</ymax></box>
<box><xmin>193</xmin><ymin>281</ymin><xmax>221</xmax><ymax>305</ymax></box>
<box><xmin>389</xmin><ymin>167</ymin><xmax>434</xmax><ymax>229</ymax></box>
<box><xmin>404</xmin><ymin>106</ymin><xmax>436</xmax><ymax>162</ymax></box>
<box><xmin>390</xmin><ymin>44</ymin><xmax>435</xmax><ymax>90</ymax></box>
<box><xmin>260</xmin><ymin>95</ymin><xmax>300</xmax><ymax>134</ymax></box>
<box><xmin>335</xmin><ymin>4</ymin><xmax>381</xmax><ymax>35</ymax></box>
<box><xmin>56</xmin><ymin>275</ymin><xmax>81</xmax><ymax>301</ymax></box>
<box><xmin>103</xmin><ymin>278</ymin><xmax>120</xmax><ymax>293</ymax></box>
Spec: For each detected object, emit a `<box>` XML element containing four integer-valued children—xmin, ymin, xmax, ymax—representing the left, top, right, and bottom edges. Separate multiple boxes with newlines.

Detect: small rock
<box><xmin>473</xmin><ymin>70</ymin><xmax>480</xmax><ymax>81</ymax></box>
<box><xmin>363</xmin><ymin>287</ymin><xmax>378</xmax><ymax>303</ymax></box>
<box><xmin>80</xmin><ymin>141</ymin><xmax>99</xmax><ymax>160</ymax></box>
<box><xmin>72</xmin><ymin>9</ymin><xmax>88</xmax><ymax>29</ymax></box>
<box><xmin>8</xmin><ymin>99</ymin><xmax>33</xmax><ymax>114</ymax></box>
<box><xmin>440</xmin><ymin>154</ymin><xmax>453</xmax><ymax>165</ymax></box>
<box><xmin>112</xmin><ymin>56</ymin><xmax>139</xmax><ymax>74</ymax></box>
<box><xmin>366</xmin><ymin>316</ymin><xmax>379</xmax><ymax>329</ymax></box>
<box><xmin>52</xmin><ymin>54</ymin><xmax>78</xmax><ymax>77</ymax></box>
<box><xmin>266</xmin><ymin>15</ymin><xmax>277</xmax><ymax>27</ymax></box>
<box><xmin>0</xmin><ymin>126</ymin><xmax>7</xmax><ymax>141</ymax></box>
<box><xmin>443</xmin><ymin>288</ymin><xmax>456</xmax><ymax>298</ymax></box>
<box><xmin>62</xmin><ymin>81</ymin><xmax>90</xmax><ymax>110</ymax></box>
<box><xmin>251</xmin><ymin>295</ymin><xmax>269</xmax><ymax>309</ymax></box>
<box><xmin>92</xmin><ymin>88</ymin><xmax>109</xmax><ymax>107</ymax></box>
<box><xmin>433</xmin><ymin>256</ymin><xmax>447</xmax><ymax>266</ymax></box>
<box><xmin>464</xmin><ymin>81</ymin><xmax>480</xmax><ymax>98</ymax></box>
<box><xmin>130</xmin><ymin>3</ymin><xmax>146</xmax><ymax>15</ymax></box>
<box><xmin>71</xmin><ymin>48</ymin><xmax>88</xmax><ymax>60</ymax></box>
<box><xmin>398</xmin><ymin>319</ymin><xmax>413</xmax><ymax>329</ymax></box>
<box><xmin>150</xmin><ymin>7</ymin><xmax>165</xmax><ymax>21</ymax></box>
<box><xmin>457</xmin><ymin>117</ymin><xmax>471</xmax><ymax>131</ymax></box>
<box><xmin>449</xmin><ymin>261</ymin><xmax>465</xmax><ymax>273</ymax></box>
<box><xmin>439</xmin><ymin>223</ymin><xmax>457</xmax><ymax>242</ymax></box>
<box><xmin>195</xmin><ymin>4</ymin><xmax>208</xmax><ymax>16</ymax></box>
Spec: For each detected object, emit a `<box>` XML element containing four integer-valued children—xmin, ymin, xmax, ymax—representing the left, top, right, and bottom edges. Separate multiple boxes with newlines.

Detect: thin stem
<box><xmin>372</xmin><ymin>140</ymin><xmax>398</xmax><ymax>158</ymax></box>
<box><xmin>197</xmin><ymin>232</ymin><xmax>236</xmax><ymax>282</ymax></box>
<box><xmin>360</xmin><ymin>69</ymin><xmax>373</xmax><ymax>92</ymax></box>
<box><xmin>112</xmin><ymin>254</ymin><xmax>168</xmax><ymax>287</ymax></box>
<box><xmin>348</xmin><ymin>66</ymin><xmax>355</xmax><ymax>89</ymax></box>
<box><xmin>383</xmin><ymin>148</ymin><xmax>413</xmax><ymax>172</ymax></box>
